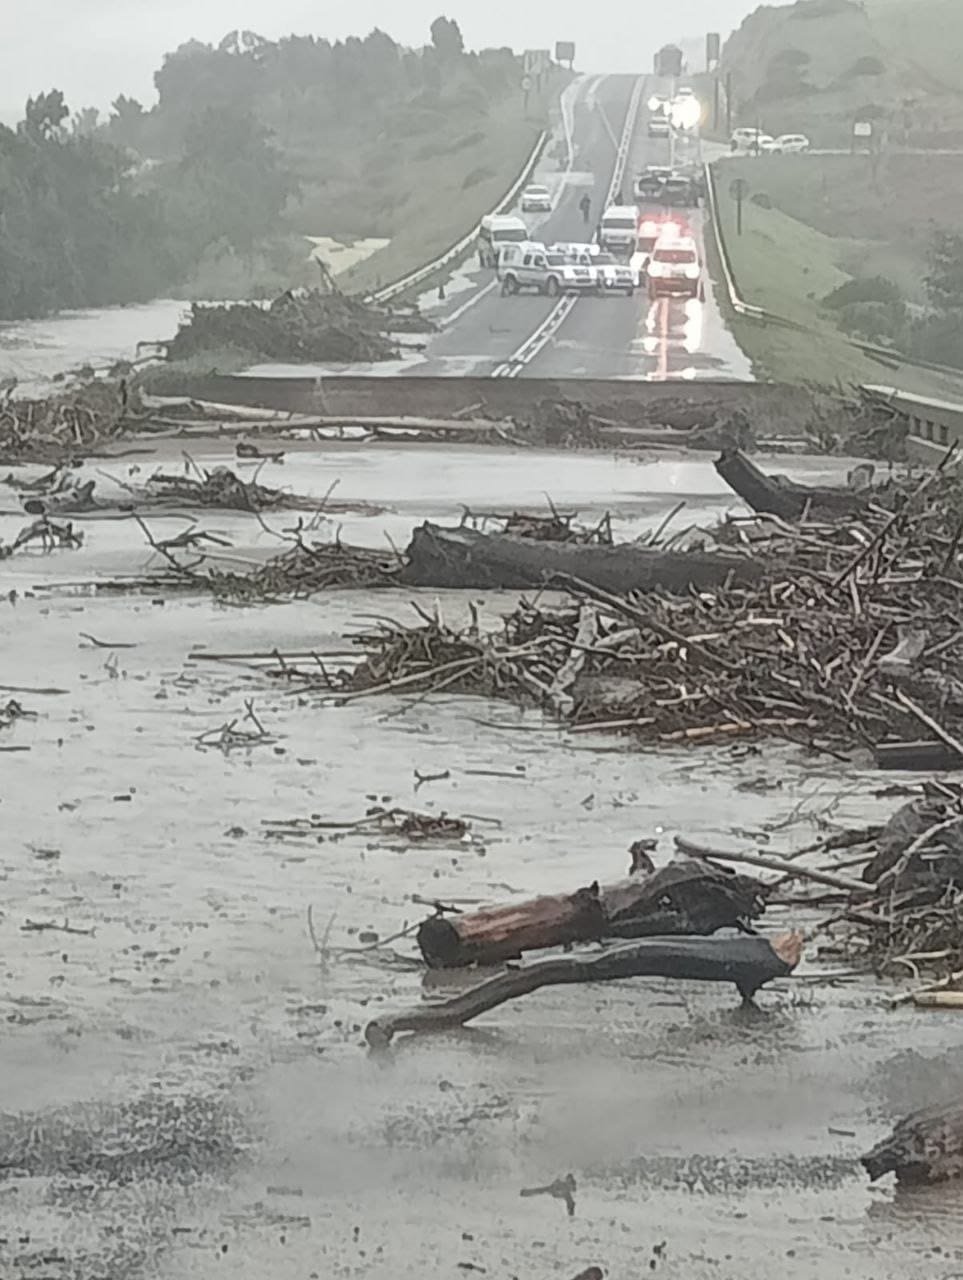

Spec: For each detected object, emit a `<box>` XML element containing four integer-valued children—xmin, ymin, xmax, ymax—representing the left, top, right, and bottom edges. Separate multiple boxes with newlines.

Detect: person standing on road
<box><xmin>579</xmin><ymin>193</ymin><xmax>591</xmax><ymax>225</ymax></box>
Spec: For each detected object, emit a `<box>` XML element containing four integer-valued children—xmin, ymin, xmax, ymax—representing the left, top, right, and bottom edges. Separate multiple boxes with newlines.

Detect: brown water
<box><xmin>2</xmin><ymin>441</ymin><xmax>962</xmax><ymax>1280</ymax></box>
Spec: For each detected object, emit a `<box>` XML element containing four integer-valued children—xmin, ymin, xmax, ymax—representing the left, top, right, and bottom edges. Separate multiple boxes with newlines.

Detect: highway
<box><xmin>244</xmin><ymin>73</ymin><xmax>752</xmax><ymax>385</ymax></box>
<box><xmin>408</xmin><ymin>73</ymin><xmax>750</xmax><ymax>382</ymax></box>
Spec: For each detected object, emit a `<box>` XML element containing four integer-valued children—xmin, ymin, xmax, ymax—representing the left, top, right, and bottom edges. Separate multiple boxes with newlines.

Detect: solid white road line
<box><xmin>490</xmin><ymin>74</ymin><xmax>646</xmax><ymax>380</ymax></box>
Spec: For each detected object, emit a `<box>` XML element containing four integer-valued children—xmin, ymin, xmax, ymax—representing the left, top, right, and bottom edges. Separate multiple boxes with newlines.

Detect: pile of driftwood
<box><xmin>463</xmin><ymin>504</ymin><xmax>614</xmax><ymax>545</ymax></box>
<box><xmin>206</xmin><ymin>538</ymin><xmax>402</xmax><ymax>602</ymax></box>
<box><xmin>798</xmin><ymin>785</ymin><xmax>963</xmax><ymax>983</ymax></box>
<box><xmin>300</xmin><ymin>455</ymin><xmax>963</xmax><ymax>763</ymax></box>
<box><xmin>0</xmin><ymin>379</ymin><xmax>138</xmax><ymax>460</ymax></box>
<box><xmin>164</xmin><ymin>288</ymin><xmax>432</xmax><ymax>365</ymax></box>
<box><xmin>7</xmin><ymin>460</ymin><xmax>379</xmax><ymax>519</ymax></box>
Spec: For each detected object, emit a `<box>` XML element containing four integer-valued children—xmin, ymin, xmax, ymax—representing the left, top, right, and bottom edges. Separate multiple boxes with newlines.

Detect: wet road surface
<box><xmin>2</xmin><ymin>441</ymin><xmax>963</xmax><ymax>1279</ymax></box>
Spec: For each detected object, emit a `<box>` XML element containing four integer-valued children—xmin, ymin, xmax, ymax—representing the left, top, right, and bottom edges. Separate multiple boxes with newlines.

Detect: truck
<box><xmin>654</xmin><ymin>44</ymin><xmax>683</xmax><ymax>78</ymax></box>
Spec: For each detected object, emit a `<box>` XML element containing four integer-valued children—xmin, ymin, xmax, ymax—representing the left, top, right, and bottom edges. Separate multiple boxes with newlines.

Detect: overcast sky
<box><xmin>2</xmin><ymin>0</ymin><xmax>759</xmax><ymax>121</ymax></box>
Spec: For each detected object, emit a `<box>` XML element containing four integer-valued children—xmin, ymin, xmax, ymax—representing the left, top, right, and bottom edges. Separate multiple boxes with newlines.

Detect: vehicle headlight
<box><xmin>648</xmin><ymin>263</ymin><xmax>666</xmax><ymax>278</ymax></box>
<box><xmin>684</xmin><ymin>264</ymin><xmax>700</xmax><ymax>279</ymax></box>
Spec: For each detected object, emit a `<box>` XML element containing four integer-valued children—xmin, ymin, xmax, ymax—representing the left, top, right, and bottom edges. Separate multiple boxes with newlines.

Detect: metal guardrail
<box><xmin>368</xmin><ymin>128</ymin><xmax>549</xmax><ymax>305</ymax></box>
<box><xmin>702</xmin><ymin>161</ymin><xmax>767</xmax><ymax>323</ymax></box>
<box><xmin>862</xmin><ymin>384</ymin><xmax>963</xmax><ymax>449</ymax></box>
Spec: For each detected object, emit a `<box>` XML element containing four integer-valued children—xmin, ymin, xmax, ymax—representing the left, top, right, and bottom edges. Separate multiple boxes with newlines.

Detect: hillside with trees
<box><xmin>0</xmin><ymin>20</ymin><xmax>547</xmax><ymax>321</ymax></box>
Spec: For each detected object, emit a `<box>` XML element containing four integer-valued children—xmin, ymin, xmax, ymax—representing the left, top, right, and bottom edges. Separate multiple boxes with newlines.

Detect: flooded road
<box><xmin>0</xmin><ymin>300</ymin><xmax>187</xmax><ymax>392</ymax></box>
<box><xmin>2</xmin><ymin>440</ymin><xmax>963</xmax><ymax>1280</ymax></box>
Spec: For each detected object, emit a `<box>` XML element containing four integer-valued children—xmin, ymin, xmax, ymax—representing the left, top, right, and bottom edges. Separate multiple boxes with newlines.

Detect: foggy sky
<box><xmin>3</xmin><ymin>0</ymin><xmax>757</xmax><ymax>121</ymax></box>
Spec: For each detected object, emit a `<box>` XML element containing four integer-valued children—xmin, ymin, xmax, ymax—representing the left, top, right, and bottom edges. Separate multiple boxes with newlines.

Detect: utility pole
<box><xmin>725</xmin><ymin>73</ymin><xmax>733</xmax><ymax>135</ymax></box>
<box><xmin>713</xmin><ymin>75</ymin><xmax>720</xmax><ymax>132</ymax></box>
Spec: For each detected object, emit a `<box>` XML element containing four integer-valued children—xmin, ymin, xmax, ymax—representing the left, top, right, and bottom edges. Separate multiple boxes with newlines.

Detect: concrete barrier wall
<box><xmin>193</xmin><ymin>374</ymin><xmax>823</xmax><ymax>429</ymax></box>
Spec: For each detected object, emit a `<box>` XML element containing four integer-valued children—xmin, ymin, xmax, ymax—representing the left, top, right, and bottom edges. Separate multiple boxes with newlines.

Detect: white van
<box><xmin>598</xmin><ymin>205</ymin><xmax>639</xmax><ymax>255</ymax></box>
<box><xmin>478</xmin><ymin>214</ymin><xmax>528</xmax><ymax>268</ymax></box>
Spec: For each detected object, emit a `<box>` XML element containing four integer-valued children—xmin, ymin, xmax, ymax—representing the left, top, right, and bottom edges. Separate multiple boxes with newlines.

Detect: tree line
<box><xmin>0</xmin><ymin>19</ymin><xmax>524</xmax><ymax>321</ymax></box>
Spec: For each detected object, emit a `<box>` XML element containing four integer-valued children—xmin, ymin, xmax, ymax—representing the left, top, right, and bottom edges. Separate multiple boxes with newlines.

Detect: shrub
<box><xmin>835</xmin><ymin>299</ymin><xmax>908</xmax><ymax>342</ymax></box>
<box><xmin>462</xmin><ymin>164</ymin><xmax>495</xmax><ymax>189</ymax></box>
<box><xmin>848</xmin><ymin>55</ymin><xmax>885</xmax><ymax>77</ymax></box>
<box><xmin>909</xmin><ymin>314</ymin><xmax>963</xmax><ymax>369</ymax></box>
<box><xmin>823</xmin><ymin>275</ymin><xmax>902</xmax><ymax>309</ymax></box>
<box><xmin>750</xmin><ymin>192</ymin><xmax>773</xmax><ymax>209</ymax></box>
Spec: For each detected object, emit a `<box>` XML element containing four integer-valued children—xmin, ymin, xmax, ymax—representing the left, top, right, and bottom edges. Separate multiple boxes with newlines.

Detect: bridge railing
<box><xmin>861</xmin><ymin>384</ymin><xmax>963</xmax><ymax>451</ymax></box>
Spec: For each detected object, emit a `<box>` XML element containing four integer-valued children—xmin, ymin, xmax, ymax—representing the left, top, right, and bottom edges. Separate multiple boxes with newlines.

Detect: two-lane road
<box><xmin>245</xmin><ymin>73</ymin><xmax>752</xmax><ymax>384</ymax></box>
<box><xmin>521</xmin><ymin>84</ymin><xmax>751</xmax><ymax>381</ymax></box>
<box><xmin>410</xmin><ymin>73</ymin><xmax>640</xmax><ymax>376</ymax></box>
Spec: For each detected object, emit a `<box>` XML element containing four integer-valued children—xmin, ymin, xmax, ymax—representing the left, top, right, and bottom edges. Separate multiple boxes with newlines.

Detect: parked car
<box><xmin>591</xmin><ymin>251</ymin><xmax>636</xmax><ymax>296</ymax></box>
<box><xmin>730</xmin><ymin>127</ymin><xmax>766</xmax><ymax>152</ymax></box>
<box><xmin>661</xmin><ymin>173</ymin><xmax>699</xmax><ymax>207</ymax></box>
<box><xmin>772</xmin><ymin>133</ymin><xmax>811</xmax><ymax>153</ymax></box>
<box><xmin>520</xmin><ymin>183</ymin><xmax>552</xmax><ymax>212</ymax></box>
<box><xmin>648</xmin><ymin>116</ymin><xmax>671</xmax><ymax>138</ymax></box>
<box><xmin>499</xmin><ymin>244</ymin><xmax>595</xmax><ymax>296</ymax></box>
<box><xmin>646</xmin><ymin>233</ymin><xmax>703</xmax><ymax>300</ymax></box>
<box><xmin>634</xmin><ymin>165</ymin><xmax>672</xmax><ymax>200</ymax></box>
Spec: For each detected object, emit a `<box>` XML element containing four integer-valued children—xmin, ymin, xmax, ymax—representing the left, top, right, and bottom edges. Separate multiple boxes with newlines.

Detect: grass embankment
<box><xmin>336</xmin><ymin>89</ymin><xmax>554</xmax><ymax>295</ymax></box>
<box><xmin>710</xmin><ymin>154</ymin><xmax>963</xmax><ymax>396</ymax></box>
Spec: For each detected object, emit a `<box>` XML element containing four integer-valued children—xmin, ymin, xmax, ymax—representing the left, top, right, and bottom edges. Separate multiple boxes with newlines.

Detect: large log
<box><xmin>862</xmin><ymin>1099</ymin><xmax>963</xmax><ymax>1185</ymax></box>
<box><xmin>417</xmin><ymin>858</ymin><xmax>766</xmax><ymax>968</ymax></box>
<box><xmin>715</xmin><ymin>449</ymin><xmax>867</xmax><ymax>520</ymax></box>
<box><xmin>366</xmin><ymin>932</ymin><xmax>803</xmax><ymax>1047</ymax></box>
<box><xmin>401</xmin><ymin>522</ymin><xmax>761</xmax><ymax>593</ymax></box>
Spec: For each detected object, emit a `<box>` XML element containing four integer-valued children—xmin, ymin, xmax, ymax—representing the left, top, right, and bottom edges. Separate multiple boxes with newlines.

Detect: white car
<box><xmin>675</xmin><ymin>86</ymin><xmax>694</xmax><ymax>98</ymax></box>
<box><xmin>730</xmin><ymin>127</ymin><xmax>766</xmax><ymax>152</ymax></box>
<box><xmin>772</xmin><ymin>133</ymin><xmax>811</xmax><ymax>153</ymax></box>
<box><xmin>754</xmin><ymin>134</ymin><xmax>778</xmax><ymax>154</ymax></box>
<box><xmin>646</xmin><ymin>234</ymin><xmax>703</xmax><ymax>300</ymax></box>
<box><xmin>521</xmin><ymin>184</ymin><xmax>552</xmax><ymax>212</ymax></box>
<box><xmin>499</xmin><ymin>245</ymin><xmax>595</xmax><ymax>296</ymax></box>
<box><xmin>591</xmin><ymin>251</ymin><xmax>636</xmax><ymax>296</ymax></box>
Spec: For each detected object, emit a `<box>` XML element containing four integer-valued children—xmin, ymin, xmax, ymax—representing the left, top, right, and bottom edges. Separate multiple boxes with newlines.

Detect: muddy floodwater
<box><xmin>2</xmin><ymin>441</ymin><xmax>963</xmax><ymax>1280</ymax></box>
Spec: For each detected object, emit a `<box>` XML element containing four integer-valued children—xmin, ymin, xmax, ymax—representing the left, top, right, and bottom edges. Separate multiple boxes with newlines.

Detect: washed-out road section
<box><xmin>1</xmin><ymin>440</ymin><xmax>961</xmax><ymax>1279</ymax></box>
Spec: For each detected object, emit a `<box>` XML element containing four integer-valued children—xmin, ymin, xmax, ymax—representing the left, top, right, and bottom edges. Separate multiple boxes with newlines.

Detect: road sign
<box><xmin>555</xmin><ymin>40</ymin><xmax>576</xmax><ymax>66</ymax></box>
<box><xmin>730</xmin><ymin>177</ymin><xmax>750</xmax><ymax>236</ymax></box>
<box><xmin>853</xmin><ymin>121</ymin><xmax>873</xmax><ymax>137</ymax></box>
<box><xmin>521</xmin><ymin>75</ymin><xmax>533</xmax><ymax>93</ymax></box>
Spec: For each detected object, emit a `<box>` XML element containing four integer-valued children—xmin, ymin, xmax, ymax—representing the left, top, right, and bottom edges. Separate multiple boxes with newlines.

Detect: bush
<box><xmin>751</xmin><ymin>192</ymin><xmax>773</xmax><ymax>209</ymax></box>
<box><xmin>462</xmin><ymin>164</ymin><xmax>495</xmax><ymax>189</ymax></box>
<box><xmin>823</xmin><ymin>275</ymin><xmax>902</xmax><ymax>309</ymax></box>
<box><xmin>835</xmin><ymin>299</ymin><xmax>908</xmax><ymax>342</ymax></box>
<box><xmin>909</xmin><ymin>314</ymin><xmax>963</xmax><ymax>369</ymax></box>
<box><xmin>848</xmin><ymin>55</ymin><xmax>885</xmax><ymax>77</ymax></box>
<box><xmin>771</xmin><ymin>48</ymin><xmax>812</xmax><ymax>68</ymax></box>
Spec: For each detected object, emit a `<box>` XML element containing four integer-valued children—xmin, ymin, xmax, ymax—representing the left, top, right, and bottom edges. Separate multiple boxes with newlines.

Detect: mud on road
<box><xmin>2</xmin><ymin>441</ymin><xmax>963</xmax><ymax>1280</ymax></box>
